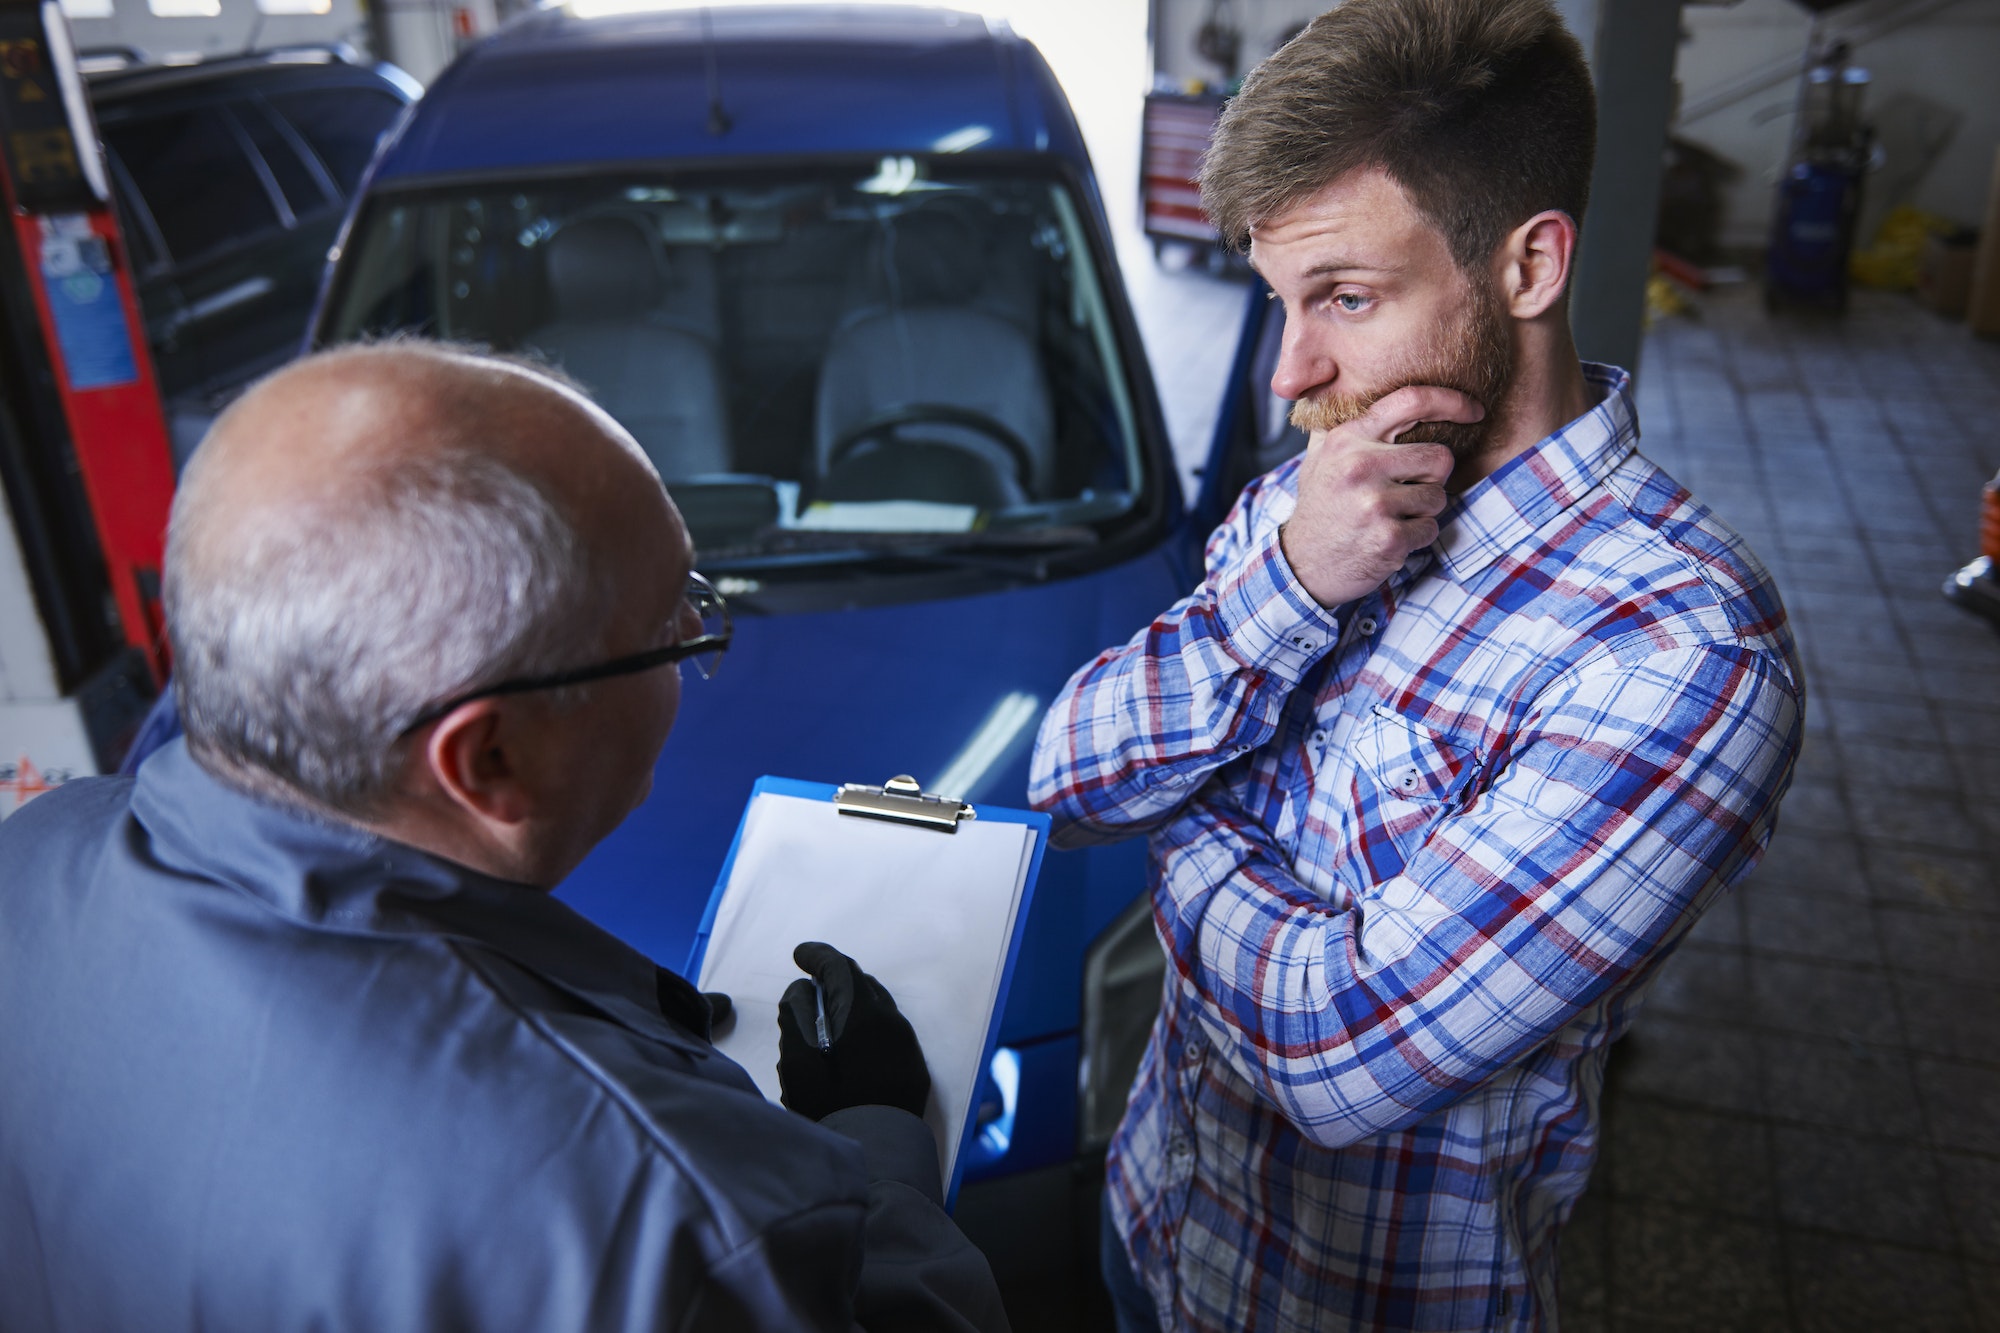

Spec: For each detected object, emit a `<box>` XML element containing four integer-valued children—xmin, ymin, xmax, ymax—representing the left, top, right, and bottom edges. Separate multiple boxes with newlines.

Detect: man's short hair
<box><xmin>164</xmin><ymin>343</ymin><xmax>614</xmax><ymax>818</ymax></box>
<box><xmin>1200</xmin><ymin>0</ymin><xmax>1596</xmax><ymax>269</ymax></box>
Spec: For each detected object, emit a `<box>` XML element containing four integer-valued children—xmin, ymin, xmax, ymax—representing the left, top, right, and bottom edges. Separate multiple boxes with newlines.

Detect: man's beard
<box><xmin>1288</xmin><ymin>276</ymin><xmax>1515</xmax><ymax>462</ymax></box>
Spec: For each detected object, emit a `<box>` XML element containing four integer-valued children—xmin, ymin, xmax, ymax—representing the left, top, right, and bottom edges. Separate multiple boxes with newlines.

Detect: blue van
<box><xmin>308</xmin><ymin>0</ymin><xmax>1281</xmax><ymax>1287</ymax></box>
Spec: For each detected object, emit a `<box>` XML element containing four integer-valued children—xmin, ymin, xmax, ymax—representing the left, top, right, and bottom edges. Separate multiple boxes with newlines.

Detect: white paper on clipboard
<box><xmin>694</xmin><ymin>791</ymin><xmax>1037</xmax><ymax>1184</ymax></box>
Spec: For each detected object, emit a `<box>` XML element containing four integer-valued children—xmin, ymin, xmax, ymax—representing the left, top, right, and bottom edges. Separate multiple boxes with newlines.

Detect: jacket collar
<box><xmin>131</xmin><ymin>739</ymin><xmax>675</xmax><ymax>1043</ymax></box>
<box><xmin>1430</xmin><ymin>362</ymin><xmax>1637</xmax><ymax>584</ymax></box>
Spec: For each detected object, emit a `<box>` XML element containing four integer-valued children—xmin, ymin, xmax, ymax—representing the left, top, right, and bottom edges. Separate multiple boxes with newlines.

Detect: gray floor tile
<box><xmin>1845</xmin><ymin>786</ymin><xmax>1987</xmax><ymax>855</ymax></box>
<box><xmin>1940</xmin><ymin>708</ymin><xmax>2000</xmax><ymax>755</ymax></box>
<box><xmin>1619</xmin><ymin>287</ymin><xmax>1999</xmax><ymax>1332</ymax></box>
<box><xmin>1913</xmin><ymin>1059</ymin><xmax>2000</xmax><ymax>1158</ymax></box>
<box><xmin>1744</xmin><ymin>887</ymin><xmax>1884</xmax><ymax>967</ymax></box>
<box><xmin>1967</xmin><ymin>1263</ymin><xmax>2000</xmax><ymax>1333</ymax></box>
<box><xmin>1937</xmin><ymin>1151</ymin><xmax>2000</xmax><ymax>1260</ymax></box>
<box><xmin>1753</xmin><ymin>831</ymin><xmax>1872</xmax><ymax>902</ymax></box>
<box><xmin>1838</xmin><ymin>740</ymin><xmax>1963</xmax><ymax>796</ymax></box>
<box><xmin>1918</xmin><ymin>667</ymin><xmax>2000</xmax><ymax>711</ymax></box>
<box><xmin>1792</xmin><ymin>738</ymin><xmax>1849</xmax><ymax>790</ymax></box>
<box><xmin>1749</xmin><ymin>956</ymin><xmax>1904</xmax><ymax>1046</ymax></box>
<box><xmin>1905</xmin><ymin>625</ymin><xmax>2000</xmax><ymax>673</ymax></box>
<box><xmin>1556</xmin><ymin>1183</ymin><xmax>1611</xmax><ymax>1333</ymax></box>
<box><xmin>1648</xmin><ymin>943</ymin><xmax>1752</xmax><ymax>1024</ymax></box>
<box><xmin>1771</xmin><ymin>1125</ymin><xmax>1954</xmax><ymax>1249</ymax></box>
<box><xmin>1791</xmin><ymin>616</ymin><xmax>1913</xmax><ymax>667</ymax></box>
<box><xmin>1863</xmin><ymin>847</ymin><xmax>2000</xmax><ymax>916</ymax></box>
<box><xmin>1790</xmin><ymin>591</ymin><xmax>1897</xmax><ymax>628</ymax></box>
<box><xmin>1822</xmin><ymin>693</ymin><xmax>1945</xmax><ymax>746</ymax></box>
<box><xmin>1895</xmin><ymin>975</ymin><xmax>2000</xmax><ymax>1065</ymax></box>
<box><xmin>1783</xmin><ymin>559</ymin><xmax>1877</xmax><ymax>594</ymax></box>
<box><xmin>1687</xmin><ymin>891</ymin><xmax>1747</xmax><ymax>949</ymax></box>
<box><xmin>1780</xmin><ymin>781</ymin><xmax>1850</xmax><ymax>837</ymax></box>
<box><xmin>1604</xmin><ymin>1097</ymin><xmax>1775</xmax><ymax>1220</ymax></box>
<box><xmin>1610</xmin><ymin>1198</ymin><xmax>1790</xmax><ymax>1332</ymax></box>
<box><xmin>1811</xmin><ymin>652</ymin><xmax>1914</xmax><ymax>696</ymax></box>
<box><xmin>1615</xmin><ymin>1015</ymin><xmax>1765</xmax><ymax>1117</ymax></box>
<box><xmin>1877</xmin><ymin>907</ymin><xmax>2000</xmax><ymax>987</ymax></box>
<box><xmin>1759</xmin><ymin>1034</ymin><xmax>1926</xmax><ymax>1138</ymax></box>
<box><xmin>1786</xmin><ymin>1234</ymin><xmax>1976</xmax><ymax>1333</ymax></box>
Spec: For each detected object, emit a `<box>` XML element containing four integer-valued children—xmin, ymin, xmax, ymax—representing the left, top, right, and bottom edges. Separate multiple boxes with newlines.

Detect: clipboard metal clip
<box><xmin>833</xmin><ymin>775</ymin><xmax>976</xmax><ymax>833</ymax></box>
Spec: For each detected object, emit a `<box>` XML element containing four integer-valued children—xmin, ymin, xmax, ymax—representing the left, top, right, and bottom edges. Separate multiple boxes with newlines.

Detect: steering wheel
<box><xmin>826</xmin><ymin>403</ymin><xmax>1035</xmax><ymax>493</ymax></box>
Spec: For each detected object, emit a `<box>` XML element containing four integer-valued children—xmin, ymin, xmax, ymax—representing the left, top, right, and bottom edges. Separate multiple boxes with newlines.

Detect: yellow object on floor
<box><xmin>1644</xmin><ymin>272</ymin><xmax>1692</xmax><ymax>325</ymax></box>
<box><xmin>1850</xmin><ymin>204</ymin><xmax>1955</xmax><ymax>289</ymax></box>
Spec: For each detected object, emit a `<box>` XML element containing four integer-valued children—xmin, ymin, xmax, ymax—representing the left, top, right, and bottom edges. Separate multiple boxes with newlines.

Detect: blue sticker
<box><xmin>39</xmin><ymin>215</ymin><xmax>136</xmax><ymax>390</ymax></box>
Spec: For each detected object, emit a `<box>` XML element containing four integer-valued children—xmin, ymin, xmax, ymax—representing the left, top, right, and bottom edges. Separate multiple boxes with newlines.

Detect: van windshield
<box><xmin>322</xmin><ymin>161</ymin><xmax>1153</xmax><ymax>585</ymax></box>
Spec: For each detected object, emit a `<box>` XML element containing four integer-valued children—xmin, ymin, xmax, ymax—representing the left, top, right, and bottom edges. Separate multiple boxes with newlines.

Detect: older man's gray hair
<box><xmin>163</xmin><ymin>344</ymin><xmax>616</xmax><ymax>817</ymax></box>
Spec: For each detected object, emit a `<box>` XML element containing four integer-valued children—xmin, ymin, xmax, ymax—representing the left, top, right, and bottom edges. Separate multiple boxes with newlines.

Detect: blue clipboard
<box><xmin>687</xmin><ymin>775</ymin><xmax>1050</xmax><ymax>1207</ymax></box>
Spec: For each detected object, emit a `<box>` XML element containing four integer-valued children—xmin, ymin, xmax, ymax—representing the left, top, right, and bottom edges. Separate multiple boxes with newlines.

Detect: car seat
<box><xmin>812</xmin><ymin>209</ymin><xmax>1053</xmax><ymax>507</ymax></box>
<box><xmin>525</xmin><ymin>215</ymin><xmax>730</xmax><ymax>480</ymax></box>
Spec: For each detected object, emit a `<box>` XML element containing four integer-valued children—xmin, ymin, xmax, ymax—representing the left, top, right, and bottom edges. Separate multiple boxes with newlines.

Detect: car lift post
<box><xmin>0</xmin><ymin>0</ymin><xmax>175</xmax><ymax>676</ymax></box>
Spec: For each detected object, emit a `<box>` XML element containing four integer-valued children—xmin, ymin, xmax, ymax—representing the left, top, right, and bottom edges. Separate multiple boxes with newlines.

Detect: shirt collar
<box><xmin>131</xmin><ymin>738</ymin><xmax>673</xmax><ymax>1041</ymax></box>
<box><xmin>1430</xmin><ymin>362</ymin><xmax>1637</xmax><ymax>584</ymax></box>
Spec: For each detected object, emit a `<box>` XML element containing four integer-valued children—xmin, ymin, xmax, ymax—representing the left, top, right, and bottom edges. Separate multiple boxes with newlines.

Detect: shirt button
<box><xmin>1168</xmin><ymin>1136</ymin><xmax>1192</xmax><ymax>1161</ymax></box>
<box><xmin>1183</xmin><ymin>1040</ymin><xmax>1203</xmax><ymax>1065</ymax></box>
<box><xmin>1396</xmin><ymin>767</ymin><xmax>1422</xmax><ymax>792</ymax></box>
<box><xmin>1357</xmin><ymin>616</ymin><xmax>1379</xmax><ymax>636</ymax></box>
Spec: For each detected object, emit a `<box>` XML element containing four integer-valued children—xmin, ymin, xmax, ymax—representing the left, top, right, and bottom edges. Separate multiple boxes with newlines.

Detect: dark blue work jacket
<box><xmin>0</xmin><ymin>740</ymin><xmax>1005</xmax><ymax>1332</ymax></box>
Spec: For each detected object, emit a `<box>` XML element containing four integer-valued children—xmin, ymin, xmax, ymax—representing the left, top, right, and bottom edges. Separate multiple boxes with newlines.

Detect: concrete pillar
<box><xmin>1571</xmin><ymin>0</ymin><xmax>1684</xmax><ymax>375</ymax></box>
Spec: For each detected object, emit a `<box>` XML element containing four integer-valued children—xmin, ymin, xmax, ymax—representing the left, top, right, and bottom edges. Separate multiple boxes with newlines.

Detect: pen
<box><xmin>814</xmin><ymin>981</ymin><xmax>831</xmax><ymax>1054</ymax></box>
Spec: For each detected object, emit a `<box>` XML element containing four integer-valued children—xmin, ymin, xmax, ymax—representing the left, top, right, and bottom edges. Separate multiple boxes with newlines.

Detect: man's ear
<box><xmin>424</xmin><ymin>700</ymin><xmax>536</xmax><ymax>826</ymax></box>
<box><xmin>1502</xmin><ymin>209</ymin><xmax>1579</xmax><ymax>321</ymax></box>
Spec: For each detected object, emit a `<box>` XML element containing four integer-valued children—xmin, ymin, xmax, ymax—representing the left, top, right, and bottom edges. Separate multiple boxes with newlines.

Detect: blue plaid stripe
<box><xmin>1029</xmin><ymin>365</ymin><xmax>1804</xmax><ymax>1331</ymax></box>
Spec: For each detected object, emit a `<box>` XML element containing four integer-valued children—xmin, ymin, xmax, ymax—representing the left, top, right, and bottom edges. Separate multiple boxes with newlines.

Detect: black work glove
<box><xmin>777</xmin><ymin>941</ymin><xmax>931</xmax><ymax>1121</ymax></box>
<box><xmin>654</xmin><ymin>968</ymin><xmax>732</xmax><ymax>1041</ymax></box>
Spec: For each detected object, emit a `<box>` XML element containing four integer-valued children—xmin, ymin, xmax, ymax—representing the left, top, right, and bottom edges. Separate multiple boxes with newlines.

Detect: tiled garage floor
<box><xmin>1556</xmin><ymin>287</ymin><xmax>2000</xmax><ymax>1332</ymax></box>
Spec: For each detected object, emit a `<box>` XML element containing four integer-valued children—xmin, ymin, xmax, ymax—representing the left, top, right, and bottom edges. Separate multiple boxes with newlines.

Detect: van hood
<box><xmin>558</xmin><ymin>554</ymin><xmax>1182</xmax><ymax>973</ymax></box>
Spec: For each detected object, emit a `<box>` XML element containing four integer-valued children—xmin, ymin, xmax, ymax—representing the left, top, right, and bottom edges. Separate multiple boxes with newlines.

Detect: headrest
<box><xmin>880</xmin><ymin>209</ymin><xmax>984</xmax><ymax>306</ymax></box>
<box><xmin>545</xmin><ymin>216</ymin><xmax>664</xmax><ymax>322</ymax></box>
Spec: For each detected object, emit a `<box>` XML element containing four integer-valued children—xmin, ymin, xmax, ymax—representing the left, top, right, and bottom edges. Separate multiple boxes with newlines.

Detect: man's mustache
<box><xmin>1288</xmin><ymin>383</ymin><xmax>1487</xmax><ymax>438</ymax></box>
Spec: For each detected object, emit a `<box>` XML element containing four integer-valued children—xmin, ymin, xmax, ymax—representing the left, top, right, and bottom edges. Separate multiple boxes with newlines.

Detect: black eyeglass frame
<box><xmin>397</xmin><ymin>573</ymin><xmax>732</xmax><ymax>738</ymax></box>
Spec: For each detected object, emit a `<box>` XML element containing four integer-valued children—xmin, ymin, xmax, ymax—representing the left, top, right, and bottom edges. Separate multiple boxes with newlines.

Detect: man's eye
<box><xmin>1334</xmin><ymin>292</ymin><xmax>1368</xmax><ymax>313</ymax></box>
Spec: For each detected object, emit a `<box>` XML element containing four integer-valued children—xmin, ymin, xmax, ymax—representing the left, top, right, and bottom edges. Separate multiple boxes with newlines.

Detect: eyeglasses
<box><xmin>398</xmin><ymin>572</ymin><xmax>732</xmax><ymax>737</ymax></box>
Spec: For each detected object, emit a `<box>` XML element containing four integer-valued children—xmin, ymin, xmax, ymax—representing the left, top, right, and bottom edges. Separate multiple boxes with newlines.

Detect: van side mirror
<box><xmin>1188</xmin><ymin>278</ymin><xmax>1308</xmax><ymax>537</ymax></box>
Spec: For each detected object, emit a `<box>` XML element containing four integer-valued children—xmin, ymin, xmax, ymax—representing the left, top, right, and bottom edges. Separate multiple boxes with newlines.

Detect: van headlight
<box><xmin>1077</xmin><ymin>890</ymin><xmax>1166</xmax><ymax>1152</ymax></box>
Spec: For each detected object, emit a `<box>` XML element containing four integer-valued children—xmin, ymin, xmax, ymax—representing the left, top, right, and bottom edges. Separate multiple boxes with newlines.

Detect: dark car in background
<box><xmin>85</xmin><ymin>46</ymin><xmax>417</xmax><ymax>465</ymax></box>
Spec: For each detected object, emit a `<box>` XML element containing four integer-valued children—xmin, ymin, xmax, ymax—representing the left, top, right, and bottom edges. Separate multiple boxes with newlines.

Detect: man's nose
<box><xmin>1269</xmin><ymin>315</ymin><xmax>1333</xmax><ymax>403</ymax></box>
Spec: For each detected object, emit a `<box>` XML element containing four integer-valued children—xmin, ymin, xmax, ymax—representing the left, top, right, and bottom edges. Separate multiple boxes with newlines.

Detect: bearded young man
<box><xmin>1028</xmin><ymin>1</ymin><xmax>1804</xmax><ymax>1329</ymax></box>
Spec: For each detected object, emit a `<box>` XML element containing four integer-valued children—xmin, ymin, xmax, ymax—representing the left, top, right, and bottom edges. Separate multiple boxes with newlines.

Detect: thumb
<box><xmin>778</xmin><ymin>977</ymin><xmax>821</xmax><ymax>1045</ymax></box>
<box><xmin>1361</xmin><ymin>385</ymin><xmax>1486</xmax><ymax>443</ymax></box>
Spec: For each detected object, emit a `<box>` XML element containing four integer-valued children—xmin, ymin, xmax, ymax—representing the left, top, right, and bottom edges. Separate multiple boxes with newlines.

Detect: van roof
<box><xmin>373</xmin><ymin>3</ymin><xmax>1084</xmax><ymax>185</ymax></box>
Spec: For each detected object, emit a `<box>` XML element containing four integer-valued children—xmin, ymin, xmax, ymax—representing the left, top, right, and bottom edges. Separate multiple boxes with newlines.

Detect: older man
<box><xmin>0</xmin><ymin>343</ymin><xmax>1007</xmax><ymax>1331</ymax></box>
<box><xmin>1031</xmin><ymin>1</ymin><xmax>1803</xmax><ymax>1329</ymax></box>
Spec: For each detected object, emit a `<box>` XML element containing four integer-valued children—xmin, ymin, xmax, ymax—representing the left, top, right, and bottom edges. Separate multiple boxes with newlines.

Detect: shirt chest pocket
<box><xmin>1349</xmin><ymin>705</ymin><xmax>1479</xmax><ymax>810</ymax></box>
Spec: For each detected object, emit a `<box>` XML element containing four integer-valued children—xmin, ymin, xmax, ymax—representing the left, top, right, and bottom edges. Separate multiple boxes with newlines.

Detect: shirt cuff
<box><xmin>1211</xmin><ymin>524</ymin><xmax>1342</xmax><ymax>684</ymax></box>
<box><xmin>819</xmin><ymin>1105</ymin><xmax>944</xmax><ymax>1207</ymax></box>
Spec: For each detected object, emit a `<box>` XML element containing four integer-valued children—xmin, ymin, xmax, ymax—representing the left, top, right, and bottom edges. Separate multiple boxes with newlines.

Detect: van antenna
<box><xmin>701</xmin><ymin>7</ymin><xmax>731</xmax><ymax>136</ymax></box>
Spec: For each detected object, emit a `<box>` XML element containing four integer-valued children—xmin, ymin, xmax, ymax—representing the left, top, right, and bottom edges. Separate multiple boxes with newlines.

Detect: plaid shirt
<box><xmin>1029</xmin><ymin>365</ymin><xmax>1803</xmax><ymax>1332</ymax></box>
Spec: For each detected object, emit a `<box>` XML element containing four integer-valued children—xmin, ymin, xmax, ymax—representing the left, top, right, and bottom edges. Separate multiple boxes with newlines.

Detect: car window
<box><xmin>104</xmin><ymin>153</ymin><xmax>166</xmax><ymax>275</ymax></box>
<box><xmin>324</xmin><ymin>162</ymin><xmax>1151</xmax><ymax>582</ymax></box>
<box><xmin>264</xmin><ymin>88</ymin><xmax>403</xmax><ymax>196</ymax></box>
<box><xmin>238</xmin><ymin>99</ymin><xmax>334</xmax><ymax>218</ymax></box>
<box><xmin>102</xmin><ymin>106</ymin><xmax>280</xmax><ymax>264</ymax></box>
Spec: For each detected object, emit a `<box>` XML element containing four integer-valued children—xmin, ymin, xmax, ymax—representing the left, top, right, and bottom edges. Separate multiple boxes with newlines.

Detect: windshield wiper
<box><xmin>701</xmin><ymin>526</ymin><xmax>1099</xmax><ymax>581</ymax></box>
